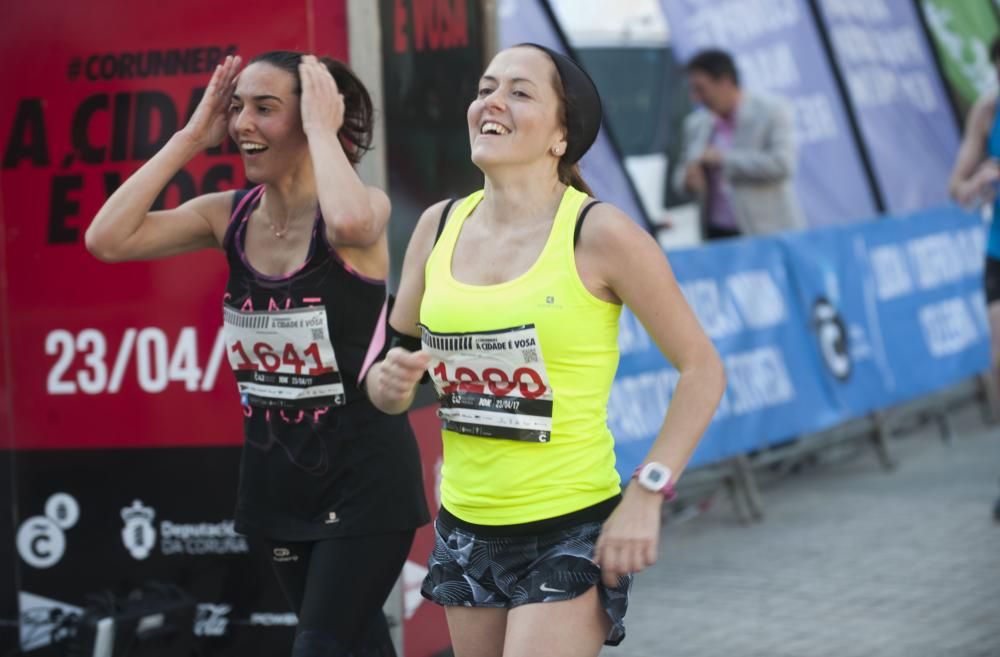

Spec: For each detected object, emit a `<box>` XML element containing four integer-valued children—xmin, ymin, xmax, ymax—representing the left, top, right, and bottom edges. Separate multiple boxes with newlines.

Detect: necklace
<box><xmin>268</xmin><ymin>220</ymin><xmax>289</xmax><ymax>239</ymax></box>
<box><xmin>264</xmin><ymin>203</ymin><xmax>315</xmax><ymax>239</ymax></box>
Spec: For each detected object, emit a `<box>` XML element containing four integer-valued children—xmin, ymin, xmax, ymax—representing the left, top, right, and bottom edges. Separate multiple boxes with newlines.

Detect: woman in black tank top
<box><xmin>86</xmin><ymin>50</ymin><xmax>428</xmax><ymax>657</ymax></box>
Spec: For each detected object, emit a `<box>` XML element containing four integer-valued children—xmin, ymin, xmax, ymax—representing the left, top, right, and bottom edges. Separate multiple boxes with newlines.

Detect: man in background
<box><xmin>672</xmin><ymin>49</ymin><xmax>804</xmax><ymax>240</ymax></box>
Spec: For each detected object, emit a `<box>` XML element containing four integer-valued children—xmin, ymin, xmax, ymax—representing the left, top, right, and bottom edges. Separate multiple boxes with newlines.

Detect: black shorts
<box><xmin>985</xmin><ymin>256</ymin><xmax>1000</xmax><ymax>305</ymax></box>
<box><xmin>421</xmin><ymin>503</ymin><xmax>631</xmax><ymax>646</ymax></box>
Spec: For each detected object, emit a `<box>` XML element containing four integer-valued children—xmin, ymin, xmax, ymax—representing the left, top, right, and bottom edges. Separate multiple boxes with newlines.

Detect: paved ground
<box><xmin>613</xmin><ymin>403</ymin><xmax>1000</xmax><ymax>657</ymax></box>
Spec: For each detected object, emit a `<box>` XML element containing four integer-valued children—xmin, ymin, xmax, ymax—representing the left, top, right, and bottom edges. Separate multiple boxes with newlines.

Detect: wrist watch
<box><xmin>632</xmin><ymin>461</ymin><xmax>677</xmax><ymax>501</ymax></box>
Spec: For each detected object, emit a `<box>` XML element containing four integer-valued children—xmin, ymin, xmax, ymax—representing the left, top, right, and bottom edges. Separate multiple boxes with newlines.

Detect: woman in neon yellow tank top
<box><xmin>368</xmin><ymin>44</ymin><xmax>726</xmax><ymax>657</ymax></box>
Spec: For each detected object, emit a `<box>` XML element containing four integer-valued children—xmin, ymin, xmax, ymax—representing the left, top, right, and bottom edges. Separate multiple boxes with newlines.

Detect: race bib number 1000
<box><xmin>421</xmin><ymin>324</ymin><xmax>553</xmax><ymax>443</ymax></box>
<box><xmin>223</xmin><ymin>305</ymin><xmax>344</xmax><ymax>409</ymax></box>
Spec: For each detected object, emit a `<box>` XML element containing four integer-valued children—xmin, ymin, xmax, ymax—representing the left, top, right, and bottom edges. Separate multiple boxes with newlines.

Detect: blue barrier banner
<box><xmin>659</xmin><ymin>0</ymin><xmax>878</xmax><ymax>228</ymax></box>
<box><xmin>610</xmin><ymin>237</ymin><xmax>843</xmax><ymax>473</ymax></box>
<box><xmin>815</xmin><ymin>0</ymin><xmax>961</xmax><ymax>214</ymax></box>
<box><xmin>778</xmin><ymin>222</ymin><xmax>897</xmax><ymax>418</ymax></box>
<box><xmin>612</xmin><ymin>206</ymin><xmax>989</xmax><ymax>477</ymax></box>
<box><xmin>845</xmin><ymin>207</ymin><xmax>988</xmax><ymax>405</ymax></box>
<box><xmin>498</xmin><ymin>0</ymin><xmax>647</xmax><ymax>225</ymax></box>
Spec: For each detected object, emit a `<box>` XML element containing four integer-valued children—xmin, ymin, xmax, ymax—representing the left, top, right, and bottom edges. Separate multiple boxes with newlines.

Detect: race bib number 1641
<box><xmin>224</xmin><ymin>305</ymin><xmax>344</xmax><ymax>409</ymax></box>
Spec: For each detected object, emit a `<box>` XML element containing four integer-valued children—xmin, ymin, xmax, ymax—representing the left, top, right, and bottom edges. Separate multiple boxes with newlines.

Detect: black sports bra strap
<box><xmin>230</xmin><ymin>189</ymin><xmax>253</xmax><ymax>214</ymax></box>
<box><xmin>434</xmin><ymin>198</ymin><xmax>457</xmax><ymax>247</ymax></box>
<box><xmin>223</xmin><ymin>187</ymin><xmax>260</xmax><ymax>251</ymax></box>
<box><xmin>229</xmin><ymin>185</ymin><xmax>266</xmax><ymax>227</ymax></box>
<box><xmin>574</xmin><ymin>200</ymin><xmax>602</xmax><ymax>247</ymax></box>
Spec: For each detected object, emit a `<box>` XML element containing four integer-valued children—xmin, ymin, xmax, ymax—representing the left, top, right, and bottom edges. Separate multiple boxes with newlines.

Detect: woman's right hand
<box><xmin>971</xmin><ymin>159</ymin><xmax>1000</xmax><ymax>202</ymax></box>
<box><xmin>181</xmin><ymin>55</ymin><xmax>242</xmax><ymax>150</ymax></box>
<box><xmin>367</xmin><ymin>347</ymin><xmax>431</xmax><ymax>413</ymax></box>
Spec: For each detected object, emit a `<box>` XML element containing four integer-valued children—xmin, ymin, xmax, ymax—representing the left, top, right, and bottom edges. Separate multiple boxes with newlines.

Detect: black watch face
<box><xmin>647</xmin><ymin>469</ymin><xmax>664</xmax><ymax>484</ymax></box>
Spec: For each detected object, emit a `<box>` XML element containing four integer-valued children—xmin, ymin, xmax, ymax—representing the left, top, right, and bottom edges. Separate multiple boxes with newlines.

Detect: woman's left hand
<box><xmin>299</xmin><ymin>54</ymin><xmax>345</xmax><ymax>137</ymax></box>
<box><xmin>594</xmin><ymin>483</ymin><xmax>663</xmax><ymax>587</ymax></box>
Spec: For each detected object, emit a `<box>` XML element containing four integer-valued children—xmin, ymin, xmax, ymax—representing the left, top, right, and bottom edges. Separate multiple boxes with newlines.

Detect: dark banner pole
<box><xmin>806</xmin><ymin>0</ymin><xmax>887</xmax><ymax>214</ymax></box>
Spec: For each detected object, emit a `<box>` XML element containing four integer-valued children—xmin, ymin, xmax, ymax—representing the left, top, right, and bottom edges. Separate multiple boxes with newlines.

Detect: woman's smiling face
<box><xmin>467</xmin><ymin>46</ymin><xmax>568</xmax><ymax>172</ymax></box>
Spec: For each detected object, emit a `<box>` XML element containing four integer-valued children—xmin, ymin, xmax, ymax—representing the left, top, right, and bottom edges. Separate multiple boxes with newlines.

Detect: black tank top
<box><xmin>222</xmin><ymin>186</ymin><xmax>429</xmax><ymax>540</ymax></box>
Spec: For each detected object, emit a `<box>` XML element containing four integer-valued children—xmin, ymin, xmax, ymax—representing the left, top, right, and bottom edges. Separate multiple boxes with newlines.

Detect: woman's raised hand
<box><xmin>299</xmin><ymin>54</ymin><xmax>345</xmax><ymax>138</ymax></box>
<box><xmin>181</xmin><ymin>55</ymin><xmax>241</xmax><ymax>150</ymax></box>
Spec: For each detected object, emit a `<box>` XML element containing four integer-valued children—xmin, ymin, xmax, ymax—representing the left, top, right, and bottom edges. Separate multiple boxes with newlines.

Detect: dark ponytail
<box><xmin>557</xmin><ymin>160</ymin><xmax>594</xmax><ymax>197</ymax></box>
<box><xmin>541</xmin><ymin>52</ymin><xmax>595</xmax><ymax>197</ymax></box>
<box><xmin>249</xmin><ymin>50</ymin><xmax>374</xmax><ymax>164</ymax></box>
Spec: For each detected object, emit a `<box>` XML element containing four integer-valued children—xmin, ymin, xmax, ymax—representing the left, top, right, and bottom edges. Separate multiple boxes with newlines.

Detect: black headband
<box><xmin>519</xmin><ymin>43</ymin><xmax>602</xmax><ymax>164</ymax></box>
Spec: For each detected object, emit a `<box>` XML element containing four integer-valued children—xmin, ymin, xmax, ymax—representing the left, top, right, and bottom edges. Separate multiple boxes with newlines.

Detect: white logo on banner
<box><xmin>249</xmin><ymin>612</ymin><xmax>298</xmax><ymax>626</ymax></box>
<box><xmin>17</xmin><ymin>493</ymin><xmax>80</xmax><ymax>569</ymax></box>
<box><xmin>680</xmin><ymin>279</ymin><xmax>743</xmax><ymax>339</ymax></box>
<box><xmin>871</xmin><ymin>228</ymin><xmax>985</xmax><ymax>302</ymax></box>
<box><xmin>907</xmin><ymin>233</ymin><xmax>964</xmax><ymax>290</ymax></box>
<box><xmin>920</xmin><ymin>298</ymin><xmax>979</xmax><ymax>357</ymax></box>
<box><xmin>195</xmin><ymin>603</ymin><xmax>231</xmax><ymax>637</ymax></box>
<box><xmin>121</xmin><ymin>499</ymin><xmax>248</xmax><ymax>559</ymax></box>
<box><xmin>813</xmin><ymin>298</ymin><xmax>852</xmax><ymax>380</ymax></box>
<box><xmin>18</xmin><ymin>591</ymin><xmax>84</xmax><ymax>651</ymax></box>
<box><xmin>121</xmin><ymin>500</ymin><xmax>157</xmax><ymax>560</ymax></box>
<box><xmin>726</xmin><ymin>270</ymin><xmax>787</xmax><ymax>329</ymax></box>
<box><xmin>610</xmin><ymin>346</ymin><xmax>797</xmax><ymax>439</ymax></box>
<box><xmin>723</xmin><ymin>347</ymin><xmax>796</xmax><ymax>414</ymax></box>
<box><xmin>870</xmin><ymin>245</ymin><xmax>913</xmax><ymax>300</ymax></box>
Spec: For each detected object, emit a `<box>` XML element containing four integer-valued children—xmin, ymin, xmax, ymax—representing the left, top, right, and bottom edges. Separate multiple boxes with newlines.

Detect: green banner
<box><xmin>921</xmin><ymin>0</ymin><xmax>1000</xmax><ymax>118</ymax></box>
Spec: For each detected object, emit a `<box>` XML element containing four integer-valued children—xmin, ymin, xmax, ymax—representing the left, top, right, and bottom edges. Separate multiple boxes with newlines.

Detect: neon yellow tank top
<box><xmin>420</xmin><ymin>186</ymin><xmax>623</xmax><ymax>524</ymax></box>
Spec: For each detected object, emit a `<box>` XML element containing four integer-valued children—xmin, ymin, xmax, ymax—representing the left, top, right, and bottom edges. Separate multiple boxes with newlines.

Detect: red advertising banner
<box><xmin>0</xmin><ymin>0</ymin><xmax>347</xmax><ymax>451</ymax></box>
<box><xmin>2</xmin><ymin>2</ymin><xmax>476</xmax><ymax>655</ymax></box>
<box><xmin>1</xmin><ymin>2</ymin><xmax>350</xmax><ymax>655</ymax></box>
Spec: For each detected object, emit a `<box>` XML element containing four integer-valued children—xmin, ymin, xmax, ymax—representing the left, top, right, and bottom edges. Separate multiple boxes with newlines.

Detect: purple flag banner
<box><xmin>816</xmin><ymin>0</ymin><xmax>961</xmax><ymax>213</ymax></box>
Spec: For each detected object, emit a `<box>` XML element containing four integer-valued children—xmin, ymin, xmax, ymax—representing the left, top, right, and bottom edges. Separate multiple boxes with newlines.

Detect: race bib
<box><xmin>421</xmin><ymin>324</ymin><xmax>553</xmax><ymax>443</ymax></box>
<box><xmin>223</xmin><ymin>305</ymin><xmax>344</xmax><ymax>409</ymax></box>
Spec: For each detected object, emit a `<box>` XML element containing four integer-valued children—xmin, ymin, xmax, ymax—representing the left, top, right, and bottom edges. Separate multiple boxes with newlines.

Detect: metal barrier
<box><xmin>672</xmin><ymin>374</ymin><xmax>994</xmax><ymax>525</ymax></box>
